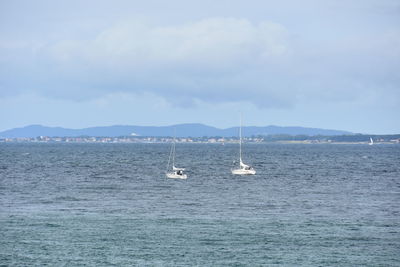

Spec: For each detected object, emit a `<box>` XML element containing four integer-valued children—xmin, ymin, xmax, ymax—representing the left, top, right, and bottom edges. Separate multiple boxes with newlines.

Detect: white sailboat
<box><xmin>369</xmin><ymin>137</ymin><xmax>374</xmax><ymax>145</ymax></box>
<box><xmin>231</xmin><ymin>116</ymin><xmax>256</xmax><ymax>175</ymax></box>
<box><xmin>166</xmin><ymin>135</ymin><xmax>187</xmax><ymax>179</ymax></box>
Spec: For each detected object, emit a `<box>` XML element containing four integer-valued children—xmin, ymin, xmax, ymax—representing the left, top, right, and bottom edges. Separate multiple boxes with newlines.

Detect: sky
<box><xmin>0</xmin><ymin>0</ymin><xmax>399</xmax><ymax>134</ymax></box>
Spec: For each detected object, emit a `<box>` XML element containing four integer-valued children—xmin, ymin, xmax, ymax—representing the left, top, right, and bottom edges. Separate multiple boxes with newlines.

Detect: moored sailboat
<box><xmin>231</xmin><ymin>116</ymin><xmax>256</xmax><ymax>175</ymax></box>
<box><xmin>166</xmin><ymin>135</ymin><xmax>187</xmax><ymax>179</ymax></box>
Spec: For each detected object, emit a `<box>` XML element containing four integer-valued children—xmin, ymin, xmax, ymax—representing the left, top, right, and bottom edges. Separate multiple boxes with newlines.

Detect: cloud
<box><xmin>34</xmin><ymin>18</ymin><xmax>291</xmax><ymax>106</ymax></box>
<box><xmin>1</xmin><ymin>14</ymin><xmax>399</xmax><ymax>110</ymax></box>
<box><xmin>48</xmin><ymin>18</ymin><xmax>289</xmax><ymax>76</ymax></box>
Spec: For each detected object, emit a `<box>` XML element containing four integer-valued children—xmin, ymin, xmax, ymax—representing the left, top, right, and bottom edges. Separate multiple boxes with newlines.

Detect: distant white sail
<box><xmin>369</xmin><ymin>137</ymin><xmax>374</xmax><ymax>145</ymax></box>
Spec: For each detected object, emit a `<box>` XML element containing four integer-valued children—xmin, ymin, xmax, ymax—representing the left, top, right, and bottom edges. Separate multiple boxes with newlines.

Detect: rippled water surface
<box><xmin>1</xmin><ymin>143</ymin><xmax>399</xmax><ymax>266</ymax></box>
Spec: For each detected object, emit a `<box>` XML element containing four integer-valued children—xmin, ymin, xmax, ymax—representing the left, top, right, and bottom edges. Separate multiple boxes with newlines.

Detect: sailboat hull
<box><xmin>231</xmin><ymin>169</ymin><xmax>256</xmax><ymax>175</ymax></box>
<box><xmin>166</xmin><ymin>172</ymin><xmax>188</xmax><ymax>179</ymax></box>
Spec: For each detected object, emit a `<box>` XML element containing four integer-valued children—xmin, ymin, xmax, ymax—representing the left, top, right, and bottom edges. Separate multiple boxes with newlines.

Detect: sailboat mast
<box><xmin>173</xmin><ymin>131</ymin><xmax>176</xmax><ymax>167</ymax></box>
<box><xmin>239</xmin><ymin>114</ymin><xmax>242</xmax><ymax>162</ymax></box>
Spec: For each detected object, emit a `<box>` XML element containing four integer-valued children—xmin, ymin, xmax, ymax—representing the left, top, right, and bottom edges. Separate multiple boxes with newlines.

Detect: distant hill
<box><xmin>0</xmin><ymin>124</ymin><xmax>351</xmax><ymax>138</ymax></box>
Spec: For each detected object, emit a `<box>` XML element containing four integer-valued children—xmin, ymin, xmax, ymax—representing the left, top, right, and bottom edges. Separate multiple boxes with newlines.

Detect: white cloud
<box><xmin>1</xmin><ymin>14</ymin><xmax>399</xmax><ymax>112</ymax></box>
<box><xmin>50</xmin><ymin>18</ymin><xmax>289</xmax><ymax>69</ymax></box>
<box><xmin>39</xmin><ymin>18</ymin><xmax>294</xmax><ymax>106</ymax></box>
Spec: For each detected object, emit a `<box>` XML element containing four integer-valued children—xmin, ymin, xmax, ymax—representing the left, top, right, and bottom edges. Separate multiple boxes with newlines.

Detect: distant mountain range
<box><xmin>0</xmin><ymin>124</ymin><xmax>352</xmax><ymax>138</ymax></box>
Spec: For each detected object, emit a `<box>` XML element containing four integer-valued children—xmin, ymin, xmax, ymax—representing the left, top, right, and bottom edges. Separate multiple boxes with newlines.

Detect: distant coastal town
<box><xmin>1</xmin><ymin>135</ymin><xmax>399</xmax><ymax>144</ymax></box>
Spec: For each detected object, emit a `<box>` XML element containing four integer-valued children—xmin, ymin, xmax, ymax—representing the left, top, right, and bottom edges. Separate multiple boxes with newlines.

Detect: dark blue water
<box><xmin>1</xmin><ymin>143</ymin><xmax>399</xmax><ymax>266</ymax></box>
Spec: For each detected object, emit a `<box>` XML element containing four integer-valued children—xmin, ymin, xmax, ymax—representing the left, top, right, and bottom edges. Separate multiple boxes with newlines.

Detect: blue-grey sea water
<box><xmin>0</xmin><ymin>143</ymin><xmax>399</xmax><ymax>266</ymax></box>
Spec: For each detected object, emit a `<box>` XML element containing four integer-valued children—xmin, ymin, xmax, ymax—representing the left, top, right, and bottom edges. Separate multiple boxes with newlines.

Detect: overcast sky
<box><xmin>0</xmin><ymin>0</ymin><xmax>399</xmax><ymax>133</ymax></box>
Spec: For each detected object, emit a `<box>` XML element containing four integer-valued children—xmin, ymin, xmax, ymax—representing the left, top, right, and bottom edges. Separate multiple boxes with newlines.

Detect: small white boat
<box><xmin>166</xmin><ymin>135</ymin><xmax>187</xmax><ymax>179</ymax></box>
<box><xmin>231</xmin><ymin>115</ymin><xmax>256</xmax><ymax>175</ymax></box>
<box><xmin>369</xmin><ymin>137</ymin><xmax>374</xmax><ymax>145</ymax></box>
<box><xmin>232</xmin><ymin>160</ymin><xmax>256</xmax><ymax>175</ymax></box>
<box><xmin>166</xmin><ymin>166</ymin><xmax>187</xmax><ymax>179</ymax></box>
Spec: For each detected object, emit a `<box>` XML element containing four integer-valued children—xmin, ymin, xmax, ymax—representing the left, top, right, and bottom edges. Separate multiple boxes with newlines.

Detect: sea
<box><xmin>0</xmin><ymin>143</ymin><xmax>399</xmax><ymax>266</ymax></box>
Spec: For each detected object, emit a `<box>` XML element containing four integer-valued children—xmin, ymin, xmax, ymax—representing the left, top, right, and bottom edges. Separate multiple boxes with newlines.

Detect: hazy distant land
<box><xmin>0</xmin><ymin>124</ymin><xmax>351</xmax><ymax>138</ymax></box>
<box><xmin>0</xmin><ymin>124</ymin><xmax>399</xmax><ymax>144</ymax></box>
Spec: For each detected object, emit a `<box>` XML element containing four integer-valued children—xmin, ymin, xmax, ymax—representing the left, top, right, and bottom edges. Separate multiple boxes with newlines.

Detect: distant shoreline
<box><xmin>1</xmin><ymin>136</ymin><xmax>399</xmax><ymax>145</ymax></box>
